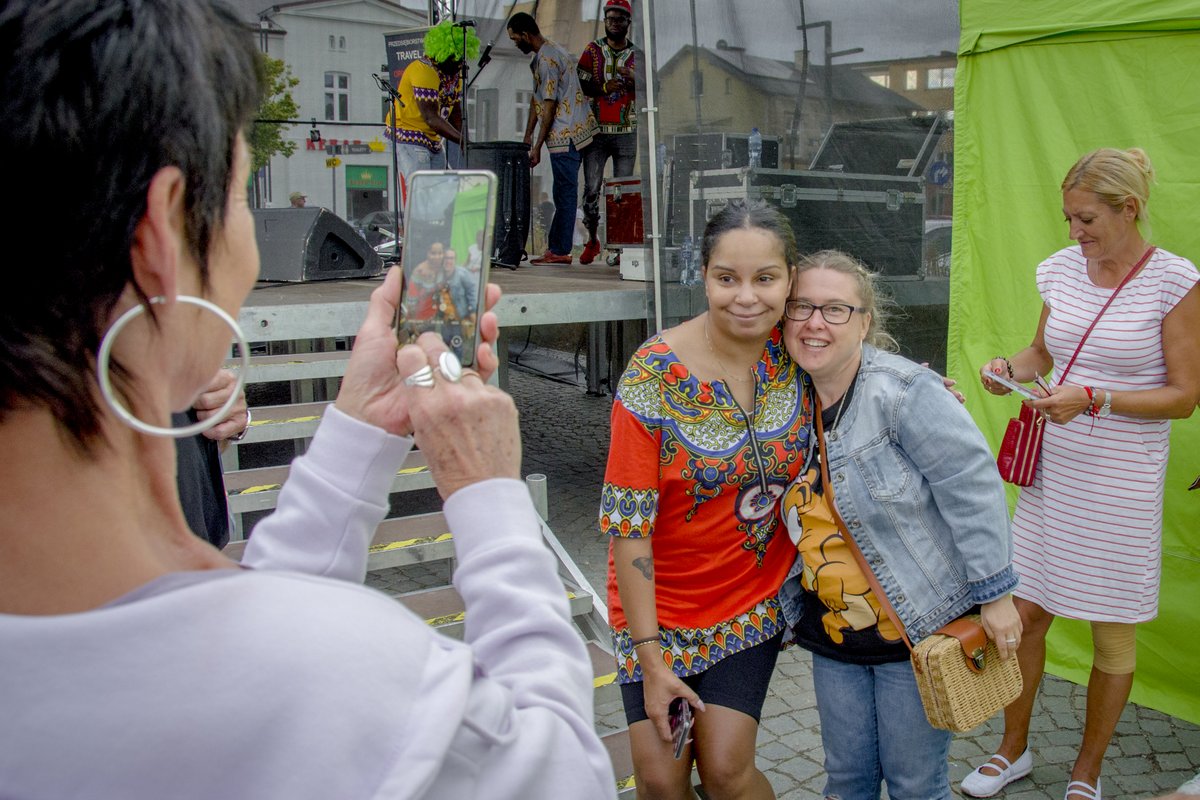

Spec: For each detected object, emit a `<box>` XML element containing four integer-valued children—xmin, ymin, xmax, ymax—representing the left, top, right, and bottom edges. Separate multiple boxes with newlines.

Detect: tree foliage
<box><xmin>249</xmin><ymin>54</ymin><xmax>300</xmax><ymax>175</ymax></box>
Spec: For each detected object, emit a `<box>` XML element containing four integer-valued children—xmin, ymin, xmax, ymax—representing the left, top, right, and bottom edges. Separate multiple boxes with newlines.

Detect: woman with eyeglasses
<box><xmin>601</xmin><ymin>200</ymin><xmax>810</xmax><ymax>798</ymax></box>
<box><xmin>776</xmin><ymin>250</ymin><xmax>1022</xmax><ymax>800</ymax></box>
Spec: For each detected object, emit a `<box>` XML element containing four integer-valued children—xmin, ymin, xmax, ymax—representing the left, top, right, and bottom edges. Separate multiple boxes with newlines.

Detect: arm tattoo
<box><xmin>632</xmin><ymin>556</ymin><xmax>653</xmax><ymax>580</ymax></box>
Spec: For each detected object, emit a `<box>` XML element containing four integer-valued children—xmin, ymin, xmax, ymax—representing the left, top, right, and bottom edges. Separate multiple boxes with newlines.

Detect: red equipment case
<box><xmin>603</xmin><ymin>175</ymin><xmax>644</xmax><ymax>246</ymax></box>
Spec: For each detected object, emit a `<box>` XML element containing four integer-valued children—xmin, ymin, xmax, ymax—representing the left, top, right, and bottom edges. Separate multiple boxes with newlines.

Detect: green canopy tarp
<box><xmin>951</xmin><ymin>0</ymin><xmax>1200</xmax><ymax>724</ymax></box>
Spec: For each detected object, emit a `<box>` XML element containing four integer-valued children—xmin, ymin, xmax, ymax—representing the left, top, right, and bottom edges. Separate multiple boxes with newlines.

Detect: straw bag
<box><xmin>910</xmin><ymin>615</ymin><xmax>1022</xmax><ymax>732</ymax></box>
<box><xmin>994</xmin><ymin>246</ymin><xmax>1154</xmax><ymax>486</ymax></box>
<box><xmin>814</xmin><ymin>402</ymin><xmax>1022</xmax><ymax>732</ymax></box>
<box><xmin>996</xmin><ymin>403</ymin><xmax>1044</xmax><ymax>486</ymax></box>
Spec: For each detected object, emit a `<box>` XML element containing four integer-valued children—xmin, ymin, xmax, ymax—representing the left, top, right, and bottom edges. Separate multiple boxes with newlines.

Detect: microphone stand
<box><xmin>373</xmin><ymin>71</ymin><xmax>404</xmax><ymax>263</ymax></box>
<box><xmin>454</xmin><ymin>21</ymin><xmax>471</xmax><ymax>167</ymax></box>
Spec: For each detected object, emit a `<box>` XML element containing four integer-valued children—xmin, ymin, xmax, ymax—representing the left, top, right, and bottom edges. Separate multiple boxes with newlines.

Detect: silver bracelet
<box><xmin>229</xmin><ymin>407</ymin><xmax>252</xmax><ymax>442</ymax></box>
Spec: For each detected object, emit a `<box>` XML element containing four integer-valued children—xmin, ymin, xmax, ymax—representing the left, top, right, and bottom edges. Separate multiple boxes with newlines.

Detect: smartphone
<box><xmin>668</xmin><ymin>697</ymin><xmax>693</xmax><ymax>760</ymax></box>
<box><xmin>394</xmin><ymin>170</ymin><xmax>497</xmax><ymax>367</ymax></box>
<box><xmin>985</xmin><ymin>371</ymin><xmax>1042</xmax><ymax>401</ymax></box>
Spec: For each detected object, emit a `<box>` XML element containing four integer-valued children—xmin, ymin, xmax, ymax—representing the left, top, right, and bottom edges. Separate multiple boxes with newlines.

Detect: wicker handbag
<box><xmin>814</xmin><ymin>403</ymin><xmax>1023</xmax><ymax>732</ymax></box>
<box><xmin>910</xmin><ymin>615</ymin><xmax>1022</xmax><ymax>731</ymax></box>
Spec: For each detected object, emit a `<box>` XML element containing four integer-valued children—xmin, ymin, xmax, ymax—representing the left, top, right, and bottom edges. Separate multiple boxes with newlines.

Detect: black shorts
<box><xmin>620</xmin><ymin>633</ymin><xmax>784</xmax><ymax>726</ymax></box>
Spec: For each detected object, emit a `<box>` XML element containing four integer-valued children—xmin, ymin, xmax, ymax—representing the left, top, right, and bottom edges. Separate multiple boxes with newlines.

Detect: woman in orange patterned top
<box><xmin>600</xmin><ymin>201</ymin><xmax>811</xmax><ymax>798</ymax></box>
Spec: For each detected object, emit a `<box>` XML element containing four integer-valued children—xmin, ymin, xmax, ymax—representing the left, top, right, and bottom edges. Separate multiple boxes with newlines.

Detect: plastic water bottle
<box><xmin>680</xmin><ymin>234</ymin><xmax>700</xmax><ymax>286</ymax></box>
<box><xmin>748</xmin><ymin>127</ymin><xmax>762</xmax><ymax>169</ymax></box>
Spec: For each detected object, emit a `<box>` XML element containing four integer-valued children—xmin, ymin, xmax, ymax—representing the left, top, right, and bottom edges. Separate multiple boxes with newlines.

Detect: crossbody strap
<box><xmin>814</xmin><ymin>392</ymin><xmax>915</xmax><ymax>652</ymax></box>
<box><xmin>1056</xmin><ymin>246</ymin><xmax>1154</xmax><ymax>386</ymax></box>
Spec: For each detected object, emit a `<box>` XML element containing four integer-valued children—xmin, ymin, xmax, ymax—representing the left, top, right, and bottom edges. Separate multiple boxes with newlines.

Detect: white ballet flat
<box><xmin>960</xmin><ymin>748</ymin><xmax>1033</xmax><ymax>797</ymax></box>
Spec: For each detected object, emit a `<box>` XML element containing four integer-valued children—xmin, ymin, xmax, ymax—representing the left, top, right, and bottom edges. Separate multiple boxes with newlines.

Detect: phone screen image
<box><xmin>395</xmin><ymin>170</ymin><xmax>497</xmax><ymax>366</ymax></box>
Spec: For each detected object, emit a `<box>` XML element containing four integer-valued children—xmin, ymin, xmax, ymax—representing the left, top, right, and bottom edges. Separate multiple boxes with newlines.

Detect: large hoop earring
<box><xmin>96</xmin><ymin>295</ymin><xmax>251</xmax><ymax>439</ymax></box>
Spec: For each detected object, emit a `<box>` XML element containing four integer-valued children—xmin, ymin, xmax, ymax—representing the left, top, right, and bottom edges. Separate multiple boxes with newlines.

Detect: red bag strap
<box><xmin>1056</xmin><ymin>246</ymin><xmax>1154</xmax><ymax>385</ymax></box>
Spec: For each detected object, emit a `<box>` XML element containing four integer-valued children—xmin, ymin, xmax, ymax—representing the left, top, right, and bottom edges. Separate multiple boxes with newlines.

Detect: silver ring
<box><xmin>1005</xmin><ymin>637</ymin><xmax>1018</xmax><ymax>643</ymax></box>
<box><xmin>403</xmin><ymin>364</ymin><xmax>435</xmax><ymax>388</ymax></box>
<box><xmin>438</xmin><ymin>351</ymin><xmax>463</xmax><ymax>383</ymax></box>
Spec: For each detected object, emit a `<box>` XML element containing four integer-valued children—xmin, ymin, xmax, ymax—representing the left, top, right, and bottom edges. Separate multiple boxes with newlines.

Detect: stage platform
<box><xmin>237</xmin><ymin>262</ymin><xmax>706</xmax><ymax>342</ymax></box>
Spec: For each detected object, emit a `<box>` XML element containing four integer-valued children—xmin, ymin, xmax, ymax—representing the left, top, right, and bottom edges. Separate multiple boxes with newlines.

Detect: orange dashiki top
<box><xmin>600</xmin><ymin>325</ymin><xmax>812</xmax><ymax>683</ymax></box>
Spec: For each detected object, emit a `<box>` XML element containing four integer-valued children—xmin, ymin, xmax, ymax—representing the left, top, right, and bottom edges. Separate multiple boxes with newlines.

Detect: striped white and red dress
<box><xmin>1011</xmin><ymin>246</ymin><xmax>1198</xmax><ymax>623</ymax></box>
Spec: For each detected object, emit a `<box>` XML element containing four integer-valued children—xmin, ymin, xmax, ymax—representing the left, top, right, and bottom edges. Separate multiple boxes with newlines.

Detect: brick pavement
<box><xmin>369</xmin><ymin>354</ymin><xmax>1200</xmax><ymax>799</ymax></box>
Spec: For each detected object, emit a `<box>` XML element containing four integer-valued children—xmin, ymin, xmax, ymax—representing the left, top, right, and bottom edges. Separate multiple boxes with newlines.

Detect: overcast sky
<box><xmin>646</xmin><ymin>0</ymin><xmax>960</xmax><ymax>64</ymax></box>
<box><xmin>402</xmin><ymin>0</ymin><xmax>960</xmax><ymax>64</ymax></box>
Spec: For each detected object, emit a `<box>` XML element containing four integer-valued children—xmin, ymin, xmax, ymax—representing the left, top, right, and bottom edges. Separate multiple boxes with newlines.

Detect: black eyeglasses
<box><xmin>784</xmin><ymin>301</ymin><xmax>867</xmax><ymax>324</ymax></box>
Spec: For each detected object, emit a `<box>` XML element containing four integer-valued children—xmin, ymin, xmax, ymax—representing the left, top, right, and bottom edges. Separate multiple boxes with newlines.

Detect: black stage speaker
<box><xmin>466</xmin><ymin>141</ymin><xmax>530</xmax><ymax>269</ymax></box>
<box><xmin>253</xmin><ymin>207</ymin><xmax>382</xmax><ymax>282</ymax></box>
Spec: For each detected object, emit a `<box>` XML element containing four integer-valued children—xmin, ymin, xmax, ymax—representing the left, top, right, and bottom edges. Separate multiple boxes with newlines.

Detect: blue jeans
<box><xmin>395</xmin><ymin>142</ymin><xmax>434</xmax><ymax>203</ymax></box>
<box><xmin>811</xmin><ymin>653</ymin><xmax>952</xmax><ymax>800</ymax></box>
<box><xmin>548</xmin><ymin>141</ymin><xmax>582</xmax><ymax>256</ymax></box>
<box><xmin>582</xmin><ymin>131</ymin><xmax>637</xmax><ymax>240</ymax></box>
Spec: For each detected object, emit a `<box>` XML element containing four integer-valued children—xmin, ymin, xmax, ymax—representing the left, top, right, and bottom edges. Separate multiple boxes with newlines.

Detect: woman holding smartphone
<box><xmin>600</xmin><ymin>201</ymin><xmax>810</xmax><ymax>799</ymax></box>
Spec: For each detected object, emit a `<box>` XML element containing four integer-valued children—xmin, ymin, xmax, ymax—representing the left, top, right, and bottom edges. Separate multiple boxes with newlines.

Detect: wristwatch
<box><xmin>1097</xmin><ymin>390</ymin><xmax>1113</xmax><ymax>418</ymax></box>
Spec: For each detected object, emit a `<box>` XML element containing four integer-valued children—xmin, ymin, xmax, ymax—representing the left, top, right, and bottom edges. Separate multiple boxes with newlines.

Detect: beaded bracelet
<box><xmin>996</xmin><ymin>356</ymin><xmax>1015</xmax><ymax>379</ymax></box>
<box><xmin>1084</xmin><ymin>386</ymin><xmax>1096</xmax><ymax>415</ymax></box>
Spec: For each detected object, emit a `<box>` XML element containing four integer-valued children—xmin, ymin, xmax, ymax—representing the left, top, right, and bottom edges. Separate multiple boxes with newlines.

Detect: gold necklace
<box><xmin>704</xmin><ymin>317</ymin><xmax>751</xmax><ymax>383</ymax></box>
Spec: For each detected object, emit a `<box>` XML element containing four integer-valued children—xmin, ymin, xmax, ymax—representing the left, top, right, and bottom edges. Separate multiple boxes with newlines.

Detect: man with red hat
<box><xmin>577</xmin><ymin>0</ymin><xmax>641</xmax><ymax>264</ymax></box>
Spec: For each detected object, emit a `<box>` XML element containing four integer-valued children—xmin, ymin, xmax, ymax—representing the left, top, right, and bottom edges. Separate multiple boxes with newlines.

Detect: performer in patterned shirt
<box><xmin>385</xmin><ymin>20</ymin><xmax>478</xmax><ymax>195</ymax></box>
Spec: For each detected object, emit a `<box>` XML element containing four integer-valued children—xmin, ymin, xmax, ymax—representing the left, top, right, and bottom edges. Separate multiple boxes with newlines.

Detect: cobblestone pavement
<box><xmin>371</xmin><ymin>356</ymin><xmax>1200</xmax><ymax>799</ymax></box>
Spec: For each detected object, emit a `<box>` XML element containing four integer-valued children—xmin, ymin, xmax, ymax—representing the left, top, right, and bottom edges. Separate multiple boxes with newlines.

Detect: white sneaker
<box><xmin>1179</xmin><ymin>772</ymin><xmax>1200</xmax><ymax>796</ymax></box>
<box><xmin>960</xmin><ymin>749</ymin><xmax>1033</xmax><ymax>798</ymax></box>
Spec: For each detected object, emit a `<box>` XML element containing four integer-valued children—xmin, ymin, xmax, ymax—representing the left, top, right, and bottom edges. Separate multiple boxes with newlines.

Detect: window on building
<box><xmin>325</xmin><ymin>72</ymin><xmax>350</xmax><ymax>121</ymax></box>
<box><xmin>725</xmin><ymin>77</ymin><xmax>733</xmax><ymax>95</ymax></box>
<box><xmin>927</xmin><ymin>67</ymin><xmax>955</xmax><ymax>89</ymax></box>
<box><xmin>329</xmin><ymin>35</ymin><xmax>335</xmax><ymax>49</ymax></box>
<box><xmin>905</xmin><ymin>69</ymin><xmax>919</xmax><ymax>90</ymax></box>
<box><xmin>515</xmin><ymin>89</ymin><xmax>532</xmax><ymax>134</ymax></box>
<box><xmin>339</xmin><ymin>36</ymin><xmax>346</xmax><ymax>50</ymax></box>
<box><xmin>467</xmin><ymin>88</ymin><xmax>500</xmax><ymax>141</ymax></box>
<box><xmin>868</xmin><ymin>73</ymin><xmax>890</xmax><ymax>88</ymax></box>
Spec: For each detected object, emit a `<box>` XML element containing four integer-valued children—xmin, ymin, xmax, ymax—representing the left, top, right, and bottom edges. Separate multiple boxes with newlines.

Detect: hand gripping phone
<box><xmin>985</xmin><ymin>371</ymin><xmax>1042</xmax><ymax>401</ymax></box>
<box><xmin>394</xmin><ymin>170</ymin><xmax>497</xmax><ymax>367</ymax></box>
<box><xmin>668</xmin><ymin>697</ymin><xmax>693</xmax><ymax>760</ymax></box>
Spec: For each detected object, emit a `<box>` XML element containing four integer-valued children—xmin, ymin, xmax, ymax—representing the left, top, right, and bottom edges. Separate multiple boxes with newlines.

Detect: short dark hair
<box><xmin>506</xmin><ymin>12</ymin><xmax>540</xmax><ymax>36</ymax></box>
<box><xmin>700</xmin><ymin>200</ymin><xmax>799</xmax><ymax>272</ymax></box>
<box><xmin>0</xmin><ymin>0</ymin><xmax>263</xmax><ymax>451</ymax></box>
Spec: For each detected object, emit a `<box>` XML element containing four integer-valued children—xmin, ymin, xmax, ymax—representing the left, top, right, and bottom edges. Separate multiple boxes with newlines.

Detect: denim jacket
<box><xmin>780</xmin><ymin>345</ymin><xmax>1017</xmax><ymax>643</ymax></box>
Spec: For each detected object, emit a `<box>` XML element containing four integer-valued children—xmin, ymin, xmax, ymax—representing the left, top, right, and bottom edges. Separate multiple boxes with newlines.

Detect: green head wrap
<box><xmin>424</xmin><ymin>20</ymin><xmax>480</xmax><ymax>63</ymax></box>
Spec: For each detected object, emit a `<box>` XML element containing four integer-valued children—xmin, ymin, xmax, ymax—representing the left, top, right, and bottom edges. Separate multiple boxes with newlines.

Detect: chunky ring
<box><xmin>437</xmin><ymin>351</ymin><xmax>463</xmax><ymax>383</ymax></box>
<box><xmin>403</xmin><ymin>364</ymin><xmax>435</xmax><ymax>388</ymax></box>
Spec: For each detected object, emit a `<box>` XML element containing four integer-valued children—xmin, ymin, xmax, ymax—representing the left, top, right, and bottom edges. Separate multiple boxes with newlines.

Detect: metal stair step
<box><xmin>223</xmin><ymin>451</ymin><xmax>434</xmax><ymax>514</ymax></box>
<box><xmin>237</xmin><ymin>400</ymin><xmax>330</xmax><ymax>444</ymax></box>
<box><xmin>229</xmin><ymin>350</ymin><xmax>350</xmax><ymax>384</ymax></box>
<box><xmin>396</xmin><ymin>582</ymin><xmax>594</xmax><ymax>641</ymax></box>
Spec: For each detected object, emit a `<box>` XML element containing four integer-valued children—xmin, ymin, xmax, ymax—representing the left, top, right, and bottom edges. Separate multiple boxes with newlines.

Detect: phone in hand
<box><xmin>985</xmin><ymin>371</ymin><xmax>1042</xmax><ymax>401</ymax></box>
<box><xmin>668</xmin><ymin>697</ymin><xmax>693</xmax><ymax>760</ymax></box>
<box><xmin>394</xmin><ymin>170</ymin><xmax>497</xmax><ymax>367</ymax></box>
